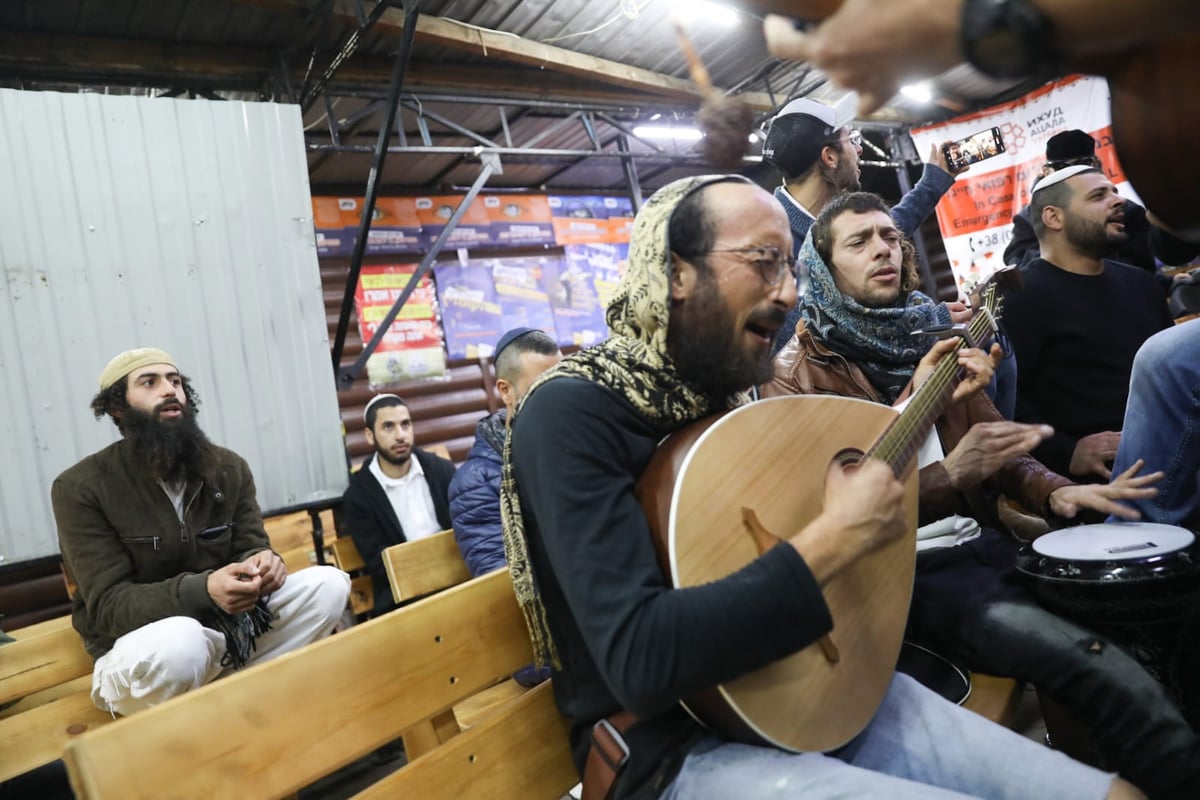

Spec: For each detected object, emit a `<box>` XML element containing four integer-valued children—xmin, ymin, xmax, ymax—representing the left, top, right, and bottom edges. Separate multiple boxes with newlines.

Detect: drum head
<box><xmin>1032</xmin><ymin>522</ymin><xmax>1195</xmax><ymax>561</ymax></box>
<box><xmin>1017</xmin><ymin>522</ymin><xmax>1200</xmax><ymax>624</ymax></box>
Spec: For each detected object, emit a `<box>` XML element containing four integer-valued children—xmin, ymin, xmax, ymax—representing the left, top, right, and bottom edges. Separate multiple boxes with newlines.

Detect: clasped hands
<box><xmin>206</xmin><ymin>549</ymin><xmax>287</xmax><ymax>614</ymax></box>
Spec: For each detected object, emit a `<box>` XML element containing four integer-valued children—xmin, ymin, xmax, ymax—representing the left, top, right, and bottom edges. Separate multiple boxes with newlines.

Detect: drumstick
<box><xmin>673</xmin><ymin>20</ymin><xmax>756</xmax><ymax>170</ymax></box>
<box><xmin>674</xmin><ymin>18</ymin><xmax>715</xmax><ymax>98</ymax></box>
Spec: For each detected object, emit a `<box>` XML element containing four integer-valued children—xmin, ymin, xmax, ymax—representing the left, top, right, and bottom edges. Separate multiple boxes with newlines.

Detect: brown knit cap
<box><xmin>98</xmin><ymin>348</ymin><xmax>177</xmax><ymax>390</ymax></box>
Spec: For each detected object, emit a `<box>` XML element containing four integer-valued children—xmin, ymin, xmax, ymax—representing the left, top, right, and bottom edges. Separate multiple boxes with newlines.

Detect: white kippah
<box><xmin>1031</xmin><ymin>164</ymin><xmax>1095</xmax><ymax>195</ymax></box>
<box><xmin>363</xmin><ymin>393</ymin><xmax>404</xmax><ymax>423</ymax></box>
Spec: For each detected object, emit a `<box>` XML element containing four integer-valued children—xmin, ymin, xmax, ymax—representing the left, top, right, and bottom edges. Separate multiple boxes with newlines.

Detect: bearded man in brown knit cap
<box><xmin>52</xmin><ymin>347</ymin><xmax>349</xmax><ymax>716</ymax></box>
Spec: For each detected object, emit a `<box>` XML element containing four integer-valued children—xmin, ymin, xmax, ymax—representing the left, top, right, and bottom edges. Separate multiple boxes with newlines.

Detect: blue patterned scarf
<box><xmin>798</xmin><ymin>232</ymin><xmax>950</xmax><ymax>403</ymax></box>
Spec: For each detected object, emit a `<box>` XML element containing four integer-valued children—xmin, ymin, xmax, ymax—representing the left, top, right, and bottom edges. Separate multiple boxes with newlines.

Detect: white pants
<box><xmin>91</xmin><ymin>566</ymin><xmax>350</xmax><ymax>716</ymax></box>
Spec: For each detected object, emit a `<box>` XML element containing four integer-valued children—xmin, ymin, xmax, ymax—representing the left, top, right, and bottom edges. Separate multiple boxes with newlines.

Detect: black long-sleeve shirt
<box><xmin>510</xmin><ymin>377</ymin><xmax>832</xmax><ymax>799</ymax></box>
<box><xmin>1001</xmin><ymin>258</ymin><xmax>1171</xmax><ymax>476</ymax></box>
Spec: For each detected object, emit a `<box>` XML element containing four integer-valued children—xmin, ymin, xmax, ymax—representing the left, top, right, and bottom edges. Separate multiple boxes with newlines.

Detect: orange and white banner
<box><xmin>911</xmin><ymin>76</ymin><xmax>1138</xmax><ymax>293</ymax></box>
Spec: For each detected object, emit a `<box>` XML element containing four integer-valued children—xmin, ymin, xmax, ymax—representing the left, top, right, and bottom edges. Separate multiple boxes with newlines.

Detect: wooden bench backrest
<box><xmin>264</xmin><ymin>509</ymin><xmax>335</xmax><ymax>574</ymax></box>
<box><xmin>354</xmin><ymin>680</ymin><xmax>576</xmax><ymax>800</ymax></box>
<box><xmin>330</xmin><ymin>537</ymin><xmax>374</xmax><ymax>614</ymax></box>
<box><xmin>331</xmin><ymin>536</ymin><xmax>365</xmax><ymax>573</ymax></box>
<box><xmin>10</xmin><ymin>614</ymin><xmax>74</xmax><ymax>639</ymax></box>
<box><xmin>0</xmin><ymin>622</ymin><xmax>115</xmax><ymax>782</ymax></box>
<box><xmin>64</xmin><ymin>570</ymin><xmax>537</xmax><ymax>800</ymax></box>
<box><xmin>0</xmin><ymin>626</ymin><xmax>93</xmax><ymax>706</ymax></box>
<box><xmin>382</xmin><ymin>530</ymin><xmax>471</xmax><ymax>603</ymax></box>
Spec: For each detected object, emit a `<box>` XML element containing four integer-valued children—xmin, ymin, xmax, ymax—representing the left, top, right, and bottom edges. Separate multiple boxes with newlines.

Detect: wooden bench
<box><xmin>334</xmin><ymin>526</ymin><xmax>469</xmax><ymax>617</ymax></box>
<box><xmin>58</xmin><ymin>561</ymin><xmax>1026</xmax><ymax>800</ymax></box>
<box><xmin>379</xmin><ymin>531</ymin><xmax>513</xmax><ymax>759</ymax></box>
<box><xmin>263</xmin><ymin>508</ymin><xmax>336</xmax><ymax>575</ymax></box>
<box><xmin>0</xmin><ymin>619</ymin><xmax>114</xmax><ymax>783</ymax></box>
<box><xmin>963</xmin><ymin>673</ymin><xmax>1022</xmax><ymax>727</ymax></box>
<box><xmin>381</xmin><ymin>529</ymin><xmax>470</xmax><ymax>605</ymax></box>
<box><xmin>330</xmin><ymin>536</ymin><xmax>375</xmax><ymax>616</ymax></box>
<box><xmin>63</xmin><ymin>570</ymin><xmax>579</xmax><ymax>800</ymax></box>
<box><xmin>0</xmin><ymin>506</ymin><xmax>340</xmax><ymax>784</ymax></box>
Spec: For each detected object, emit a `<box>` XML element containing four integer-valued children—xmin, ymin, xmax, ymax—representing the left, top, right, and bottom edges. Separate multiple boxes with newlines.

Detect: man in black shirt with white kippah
<box><xmin>1002</xmin><ymin>165</ymin><xmax>1172</xmax><ymax>481</ymax></box>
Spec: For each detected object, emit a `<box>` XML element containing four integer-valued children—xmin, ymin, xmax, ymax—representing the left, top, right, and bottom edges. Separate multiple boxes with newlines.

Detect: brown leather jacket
<box><xmin>764</xmin><ymin>322</ymin><xmax>1072</xmax><ymax>530</ymax></box>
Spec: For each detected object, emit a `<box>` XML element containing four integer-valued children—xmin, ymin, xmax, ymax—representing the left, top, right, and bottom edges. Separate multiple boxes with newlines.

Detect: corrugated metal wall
<box><xmin>0</xmin><ymin>90</ymin><xmax>348</xmax><ymax>563</ymax></box>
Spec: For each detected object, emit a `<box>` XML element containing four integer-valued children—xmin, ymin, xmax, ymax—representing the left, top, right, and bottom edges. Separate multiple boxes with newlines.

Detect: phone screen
<box><xmin>943</xmin><ymin>127</ymin><xmax>1006</xmax><ymax>172</ymax></box>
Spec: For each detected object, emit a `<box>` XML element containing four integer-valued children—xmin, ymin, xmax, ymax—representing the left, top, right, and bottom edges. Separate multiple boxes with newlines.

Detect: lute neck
<box><xmin>865</xmin><ymin>308</ymin><xmax>996</xmax><ymax>477</ymax></box>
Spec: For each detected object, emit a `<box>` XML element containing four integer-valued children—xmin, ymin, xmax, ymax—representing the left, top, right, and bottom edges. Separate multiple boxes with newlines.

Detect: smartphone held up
<box><xmin>943</xmin><ymin>127</ymin><xmax>1006</xmax><ymax>172</ymax></box>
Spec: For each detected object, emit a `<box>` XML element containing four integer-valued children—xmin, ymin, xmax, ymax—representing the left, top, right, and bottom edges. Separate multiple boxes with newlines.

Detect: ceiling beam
<box><xmin>0</xmin><ymin>30</ymin><xmax>263</xmax><ymax>79</ymax></box>
<box><xmin>229</xmin><ymin>0</ymin><xmax>776</xmax><ymax>110</ymax></box>
<box><xmin>0</xmin><ymin>30</ymin><xmax>711</xmax><ymax>111</ymax></box>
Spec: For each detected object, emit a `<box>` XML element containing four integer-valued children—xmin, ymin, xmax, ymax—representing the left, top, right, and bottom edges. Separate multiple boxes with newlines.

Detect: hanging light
<box><xmin>632</xmin><ymin>125</ymin><xmax>703</xmax><ymax>141</ymax></box>
<box><xmin>901</xmin><ymin>82</ymin><xmax>935</xmax><ymax>104</ymax></box>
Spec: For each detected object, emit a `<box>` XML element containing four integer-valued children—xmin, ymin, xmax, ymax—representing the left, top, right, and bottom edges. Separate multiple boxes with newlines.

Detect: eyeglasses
<box><xmin>705</xmin><ymin>246</ymin><xmax>797</xmax><ymax>286</ymax></box>
<box><xmin>829</xmin><ymin>129</ymin><xmax>862</xmax><ymax>149</ymax></box>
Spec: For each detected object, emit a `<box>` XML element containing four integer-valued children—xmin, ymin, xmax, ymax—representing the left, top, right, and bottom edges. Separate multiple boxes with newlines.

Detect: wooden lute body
<box><xmin>635</xmin><ymin>293</ymin><xmax>1002</xmax><ymax>752</ymax></box>
<box><xmin>637</xmin><ymin>395</ymin><xmax>917</xmax><ymax>752</ymax></box>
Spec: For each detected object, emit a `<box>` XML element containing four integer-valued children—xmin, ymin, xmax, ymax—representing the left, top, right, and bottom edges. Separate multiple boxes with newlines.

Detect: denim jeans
<box><xmin>1109</xmin><ymin>318</ymin><xmax>1200</xmax><ymax>526</ymax></box>
<box><xmin>662</xmin><ymin>673</ymin><xmax>1112</xmax><ymax>799</ymax></box>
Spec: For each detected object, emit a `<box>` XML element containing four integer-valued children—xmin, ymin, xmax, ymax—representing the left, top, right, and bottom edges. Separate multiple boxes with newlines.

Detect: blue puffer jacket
<box><xmin>449</xmin><ymin>410</ymin><xmax>508</xmax><ymax>577</ymax></box>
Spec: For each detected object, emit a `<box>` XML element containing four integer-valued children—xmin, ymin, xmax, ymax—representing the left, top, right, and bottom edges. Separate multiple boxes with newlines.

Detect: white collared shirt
<box><xmin>368</xmin><ymin>453</ymin><xmax>441</xmax><ymax>542</ymax></box>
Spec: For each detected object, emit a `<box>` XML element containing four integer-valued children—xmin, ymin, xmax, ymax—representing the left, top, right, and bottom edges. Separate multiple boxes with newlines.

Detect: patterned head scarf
<box><xmin>797</xmin><ymin>231</ymin><xmax>950</xmax><ymax>404</ymax></box>
<box><xmin>500</xmin><ymin>174</ymin><xmax>754</xmax><ymax>667</ymax></box>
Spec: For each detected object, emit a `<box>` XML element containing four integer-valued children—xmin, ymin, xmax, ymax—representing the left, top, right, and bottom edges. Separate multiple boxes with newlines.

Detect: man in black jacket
<box><xmin>340</xmin><ymin>394</ymin><xmax>456</xmax><ymax>612</ymax></box>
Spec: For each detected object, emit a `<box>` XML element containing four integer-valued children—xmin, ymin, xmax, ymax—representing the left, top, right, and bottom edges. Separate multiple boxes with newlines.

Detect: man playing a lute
<box><xmin>501</xmin><ymin>175</ymin><xmax>1142</xmax><ymax>800</ymax></box>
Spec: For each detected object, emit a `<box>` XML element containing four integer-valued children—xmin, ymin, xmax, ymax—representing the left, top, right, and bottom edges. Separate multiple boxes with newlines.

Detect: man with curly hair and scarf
<box><xmin>767</xmin><ymin>191</ymin><xmax>1197</xmax><ymax>798</ymax></box>
<box><xmin>52</xmin><ymin>348</ymin><xmax>350</xmax><ymax>717</ymax></box>
<box><xmin>499</xmin><ymin>177</ymin><xmax>1140</xmax><ymax>800</ymax></box>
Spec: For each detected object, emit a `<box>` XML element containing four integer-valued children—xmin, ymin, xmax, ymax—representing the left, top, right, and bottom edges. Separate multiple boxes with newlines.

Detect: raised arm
<box><xmin>761</xmin><ymin>0</ymin><xmax>1200</xmax><ymax>113</ymax></box>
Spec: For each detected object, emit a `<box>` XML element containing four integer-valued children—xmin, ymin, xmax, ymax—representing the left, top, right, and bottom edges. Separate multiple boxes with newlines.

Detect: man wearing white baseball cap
<box><xmin>53</xmin><ymin>347</ymin><xmax>350</xmax><ymax>716</ymax></box>
<box><xmin>764</xmin><ymin>94</ymin><xmax>966</xmax><ymax>355</ymax></box>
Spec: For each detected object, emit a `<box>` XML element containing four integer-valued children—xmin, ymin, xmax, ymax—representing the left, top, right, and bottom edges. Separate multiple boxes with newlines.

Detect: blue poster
<box><xmin>490</xmin><ymin>257</ymin><xmax>560</xmax><ymax>342</ymax></box>
<box><xmin>433</xmin><ymin>263</ymin><xmax>505</xmax><ymax>360</ymax></box>
<box><xmin>565</xmin><ymin>243</ymin><xmax>628</xmax><ymax>312</ymax></box>
<box><xmin>542</xmin><ymin>256</ymin><xmax>608</xmax><ymax>348</ymax></box>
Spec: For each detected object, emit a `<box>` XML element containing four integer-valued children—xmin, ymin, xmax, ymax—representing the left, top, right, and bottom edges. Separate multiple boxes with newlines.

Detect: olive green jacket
<box><xmin>52</xmin><ymin>440</ymin><xmax>270</xmax><ymax>657</ymax></box>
